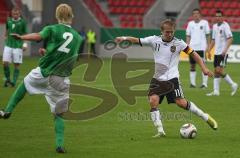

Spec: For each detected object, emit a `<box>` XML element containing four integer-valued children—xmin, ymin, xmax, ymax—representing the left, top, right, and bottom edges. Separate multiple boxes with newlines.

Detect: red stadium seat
<box><xmin>209</xmin><ymin>9</ymin><xmax>216</xmax><ymax>16</ymax></box>
<box><xmin>232</xmin><ymin>10</ymin><xmax>240</xmax><ymax>17</ymax></box>
<box><xmin>222</xmin><ymin>1</ymin><xmax>230</xmax><ymax>8</ymax></box>
<box><xmin>138</xmin><ymin>0</ymin><xmax>145</xmax><ymax>6</ymax></box>
<box><xmin>200</xmin><ymin>1</ymin><xmax>207</xmax><ymax>8</ymax></box>
<box><xmin>206</xmin><ymin>1</ymin><xmax>214</xmax><ymax>8</ymax></box>
<box><xmin>215</xmin><ymin>1</ymin><xmax>222</xmax><ymax>8</ymax></box>
<box><xmin>229</xmin><ymin>2</ymin><xmax>238</xmax><ymax>9</ymax></box>
<box><xmin>119</xmin><ymin>15</ymin><xmax>127</xmax><ymax>21</ymax></box>
<box><xmin>224</xmin><ymin>9</ymin><xmax>232</xmax><ymax>17</ymax></box>
<box><xmin>201</xmin><ymin>9</ymin><xmax>209</xmax><ymax>16</ymax></box>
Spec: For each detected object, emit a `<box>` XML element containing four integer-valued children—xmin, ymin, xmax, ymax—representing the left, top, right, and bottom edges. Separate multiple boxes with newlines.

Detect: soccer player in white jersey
<box><xmin>115</xmin><ymin>19</ymin><xmax>218</xmax><ymax>137</ymax></box>
<box><xmin>206</xmin><ymin>10</ymin><xmax>238</xmax><ymax>96</ymax></box>
<box><xmin>186</xmin><ymin>8</ymin><xmax>210</xmax><ymax>88</ymax></box>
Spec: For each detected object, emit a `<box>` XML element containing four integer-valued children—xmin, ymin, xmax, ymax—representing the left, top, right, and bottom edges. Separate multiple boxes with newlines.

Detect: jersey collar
<box><xmin>12</xmin><ymin>17</ymin><xmax>21</xmax><ymax>21</ymax></box>
<box><xmin>59</xmin><ymin>23</ymin><xmax>72</xmax><ymax>28</ymax></box>
<box><xmin>161</xmin><ymin>36</ymin><xmax>174</xmax><ymax>43</ymax></box>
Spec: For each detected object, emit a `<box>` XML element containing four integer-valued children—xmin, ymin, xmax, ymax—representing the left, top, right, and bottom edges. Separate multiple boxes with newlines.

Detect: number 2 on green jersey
<box><xmin>57</xmin><ymin>32</ymin><xmax>73</xmax><ymax>53</ymax></box>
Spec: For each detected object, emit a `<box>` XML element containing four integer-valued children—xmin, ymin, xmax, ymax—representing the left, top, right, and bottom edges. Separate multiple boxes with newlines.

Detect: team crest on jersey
<box><xmin>200</xmin><ymin>26</ymin><xmax>203</xmax><ymax>30</ymax></box>
<box><xmin>170</xmin><ymin>45</ymin><xmax>176</xmax><ymax>53</ymax></box>
<box><xmin>12</xmin><ymin>24</ymin><xmax>15</xmax><ymax>29</ymax></box>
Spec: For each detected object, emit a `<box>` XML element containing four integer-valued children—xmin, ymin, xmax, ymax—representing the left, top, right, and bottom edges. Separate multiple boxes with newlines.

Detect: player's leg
<box><xmin>207</xmin><ymin>55</ymin><xmax>221</xmax><ymax>96</ymax></box>
<box><xmin>214</xmin><ymin>67</ymin><xmax>221</xmax><ymax>94</ymax></box>
<box><xmin>12</xmin><ymin>48</ymin><xmax>23</xmax><ymax>86</ymax></box>
<box><xmin>149</xmin><ymin>95</ymin><xmax>165</xmax><ymax>137</ymax></box>
<box><xmin>46</xmin><ymin>75</ymin><xmax>70</xmax><ymax>153</ymax></box>
<box><xmin>175</xmin><ymin>98</ymin><xmax>218</xmax><ymax>130</ymax></box>
<box><xmin>189</xmin><ymin>56</ymin><xmax>196</xmax><ymax>88</ymax></box>
<box><xmin>2</xmin><ymin>46</ymin><xmax>13</xmax><ymax>87</ymax></box>
<box><xmin>0</xmin><ymin>81</ymin><xmax>27</xmax><ymax>119</ymax></box>
<box><xmin>148</xmin><ymin>78</ymin><xmax>166</xmax><ymax>137</ymax></box>
<box><xmin>200</xmin><ymin>51</ymin><xmax>208</xmax><ymax>88</ymax></box>
<box><xmin>46</xmin><ymin>96</ymin><xmax>67</xmax><ymax>153</ymax></box>
<box><xmin>54</xmin><ymin>114</ymin><xmax>66</xmax><ymax>153</ymax></box>
<box><xmin>12</xmin><ymin>63</ymin><xmax>20</xmax><ymax>87</ymax></box>
<box><xmin>218</xmin><ymin>56</ymin><xmax>238</xmax><ymax>95</ymax></box>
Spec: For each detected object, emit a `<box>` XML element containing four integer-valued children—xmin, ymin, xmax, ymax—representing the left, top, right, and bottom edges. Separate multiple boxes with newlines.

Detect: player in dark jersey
<box><xmin>0</xmin><ymin>4</ymin><xmax>83</xmax><ymax>153</ymax></box>
<box><xmin>2</xmin><ymin>7</ymin><xmax>27</xmax><ymax>87</ymax></box>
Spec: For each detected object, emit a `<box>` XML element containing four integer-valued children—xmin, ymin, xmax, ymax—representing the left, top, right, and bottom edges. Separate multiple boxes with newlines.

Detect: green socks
<box><xmin>5</xmin><ymin>82</ymin><xmax>27</xmax><ymax>113</ymax></box>
<box><xmin>13</xmin><ymin>68</ymin><xmax>20</xmax><ymax>85</ymax></box>
<box><xmin>3</xmin><ymin>66</ymin><xmax>20</xmax><ymax>85</ymax></box>
<box><xmin>55</xmin><ymin>115</ymin><xmax>65</xmax><ymax>147</ymax></box>
<box><xmin>3</xmin><ymin>66</ymin><xmax>10</xmax><ymax>81</ymax></box>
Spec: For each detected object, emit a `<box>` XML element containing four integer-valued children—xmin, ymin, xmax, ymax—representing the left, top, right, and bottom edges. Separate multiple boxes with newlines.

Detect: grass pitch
<box><xmin>0</xmin><ymin>57</ymin><xmax>240</xmax><ymax>158</ymax></box>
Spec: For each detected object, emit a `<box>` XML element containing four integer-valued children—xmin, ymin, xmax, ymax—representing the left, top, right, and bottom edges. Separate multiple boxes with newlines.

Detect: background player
<box><xmin>0</xmin><ymin>4</ymin><xmax>82</xmax><ymax>153</ymax></box>
<box><xmin>186</xmin><ymin>8</ymin><xmax>210</xmax><ymax>88</ymax></box>
<box><xmin>115</xmin><ymin>19</ymin><xmax>217</xmax><ymax>137</ymax></box>
<box><xmin>206</xmin><ymin>10</ymin><xmax>238</xmax><ymax>96</ymax></box>
<box><xmin>2</xmin><ymin>7</ymin><xmax>27</xmax><ymax>87</ymax></box>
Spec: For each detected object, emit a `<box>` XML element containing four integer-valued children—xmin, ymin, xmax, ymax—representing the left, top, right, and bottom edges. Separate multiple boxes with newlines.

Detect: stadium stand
<box><xmin>84</xmin><ymin>0</ymin><xmax>113</xmax><ymax>27</ymax></box>
<box><xmin>0</xmin><ymin>0</ymin><xmax>10</xmax><ymax>24</ymax></box>
<box><xmin>107</xmin><ymin>0</ymin><xmax>155</xmax><ymax>28</ymax></box>
<box><xmin>183</xmin><ymin>0</ymin><xmax>240</xmax><ymax>30</ymax></box>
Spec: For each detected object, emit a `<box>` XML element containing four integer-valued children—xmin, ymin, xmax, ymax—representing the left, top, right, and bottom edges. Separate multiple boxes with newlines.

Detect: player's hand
<box><xmin>11</xmin><ymin>33</ymin><xmax>22</xmax><ymax>40</ymax></box>
<box><xmin>22</xmin><ymin>43</ymin><xmax>27</xmax><ymax>52</ymax></box>
<box><xmin>203</xmin><ymin>68</ymin><xmax>213</xmax><ymax>77</ymax></box>
<box><xmin>115</xmin><ymin>36</ymin><xmax>127</xmax><ymax>43</ymax></box>
<box><xmin>221</xmin><ymin>50</ymin><xmax>227</xmax><ymax>57</ymax></box>
<box><xmin>38</xmin><ymin>48</ymin><xmax>46</xmax><ymax>56</ymax></box>
<box><xmin>207</xmin><ymin>52</ymin><xmax>211</xmax><ymax>60</ymax></box>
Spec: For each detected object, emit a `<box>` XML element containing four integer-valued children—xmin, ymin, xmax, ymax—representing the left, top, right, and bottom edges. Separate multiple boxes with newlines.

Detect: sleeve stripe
<box><xmin>183</xmin><ymin>46</ymin><xmax>194</xmax><ymax>55</ymax></box>
<box><xmin>189</xmin><ymin>50</ymin><xmax>194</xmax><ymax>55</ymax></box>
<box><xmin>139</xmin><ymin>38</ymin><xmax>142</xmax><ymax>46</ymax></box>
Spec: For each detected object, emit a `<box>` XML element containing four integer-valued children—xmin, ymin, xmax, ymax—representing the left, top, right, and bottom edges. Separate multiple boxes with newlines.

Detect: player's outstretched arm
<box><xmin>11</xmin><ymin>33</ymin><xmax>42</xmax><ymax>41</ymax></box>
<box><xmin>115</xmin><ymin>36</ymin><xmax>139</xmax><ymax>44</ymax></box>
<box><xmin>191</xmin><ymin>52</ymin><xmax>213</xmax><ymax>77</ymax></box>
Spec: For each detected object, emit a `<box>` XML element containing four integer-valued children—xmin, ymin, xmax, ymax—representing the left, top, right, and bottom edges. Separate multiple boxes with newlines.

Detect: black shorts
<box><xmin>148</xmin><ymin>78</ymin><xmax>185</xmax><ymax>104</ymax></box>
<box><xmin>189</xmin><ymin>51</ymin><xmax>204</xmax><ymax>64</ymax></box>
<box><xmin>214</xmin><ymin>54</ymin><xmax>228</xmax><ymax>68</ymax></box>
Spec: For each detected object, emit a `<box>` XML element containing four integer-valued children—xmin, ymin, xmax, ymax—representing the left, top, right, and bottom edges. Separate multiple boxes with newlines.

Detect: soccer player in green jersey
<box><xmin>0</xmin><ymin>4</ymin><xmax>83</xmax><ymax>153</ymax></box>
<box><xmin>2</xmin><ymin>7</ymin><xmax>27</xmax><ymax>87</ymax></box>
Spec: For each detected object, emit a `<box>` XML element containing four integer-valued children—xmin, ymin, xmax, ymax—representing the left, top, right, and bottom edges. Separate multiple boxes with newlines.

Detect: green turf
<box><xmin>0</xmin><ymin>57</ymin><xmax>240</xmax><ymax>158</ymax></box>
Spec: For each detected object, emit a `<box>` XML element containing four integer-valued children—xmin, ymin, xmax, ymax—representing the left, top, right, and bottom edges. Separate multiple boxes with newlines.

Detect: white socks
<box><xmin>213</xmin><ymin>74</ymin><xmax>236</xmax><ymax>93</ymax></box>
<box><xmin>223</xmin><ymin>74</ymin><xmax>235</xmax><ymax>86</ymax></box>
<box><xmin>190</xmin><ymin>71</ymin><xmax>208</xmax><ymax>87</ymax></box>
<box><xmin>188</xmin><ymin>101</ymin><xmax>208</xmax><ymax>121</ymax></box>
<box><xmin>202</xmin><ymin>72</ymin><xmax>208</xmax><ymax>87</ymax></box>
<box><xmin>214</xmin><ymin>78</ymin><xmax>221</xmax><ymax>93</ymax></box>
<box><xmin>150</xmin><ymin>110</ymin><xmax>164</xmax><ymax>133</ymax></box>
<box><xmin>190</xmin><ymin>71</ymin><xmax>196</xmax><ymax>86</ymax></box>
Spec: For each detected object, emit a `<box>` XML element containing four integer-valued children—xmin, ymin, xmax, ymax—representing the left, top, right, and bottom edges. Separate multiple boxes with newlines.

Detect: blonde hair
<box><xmin>56</xmin><ymin>4</ymin><xmax>74</xmax><ymax>24</ymax></box>
<box><xmin>160</xmin><ymin>19</ymin><xmax>176</xmax><ymax>31</ymax></box>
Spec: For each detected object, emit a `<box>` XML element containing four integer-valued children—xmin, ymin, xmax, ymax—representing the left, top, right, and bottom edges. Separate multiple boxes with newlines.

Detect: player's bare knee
<box><xmin>175</xmin><ymin>99</ymin><xmax>187</xmax><ymax>109</ymax></box>
<box><xmin>149</xmin><ymin>95</ymin><xmax>159</xmax><ymax>107</ymax></box>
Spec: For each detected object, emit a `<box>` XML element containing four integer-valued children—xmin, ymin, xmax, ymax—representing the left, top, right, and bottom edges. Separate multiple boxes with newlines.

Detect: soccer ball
<box><xmin>180</xmin><ymin>123</ymin><xmax>197</xmax><ymax>139</ymax></box>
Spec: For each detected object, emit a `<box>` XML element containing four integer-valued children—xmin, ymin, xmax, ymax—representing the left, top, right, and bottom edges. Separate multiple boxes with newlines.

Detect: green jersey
<box><xmin>5</xmin><ymin>17</ymin><xmax>27</xmax><ymax>48</ymax></box>
<box><xmin>39</xmin><ymin>24</ymin><xmax>83</xmax><ymax>77</ymax></box>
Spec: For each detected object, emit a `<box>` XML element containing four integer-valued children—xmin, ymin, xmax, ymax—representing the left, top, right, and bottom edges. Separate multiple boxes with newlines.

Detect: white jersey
<box><xmin>139</xmin><ymin>36</ymin><xmax>193</xmax><ymax>81</ymax></box>
<box><xmin>212</xmin><ymin>21</ymin><xmax>233</xmax><ymax>55</ymax></box>
<box><xmin>186</xmin><ymin>19</ymin><xmax>210</xmax><ymax>51</ymax></box>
